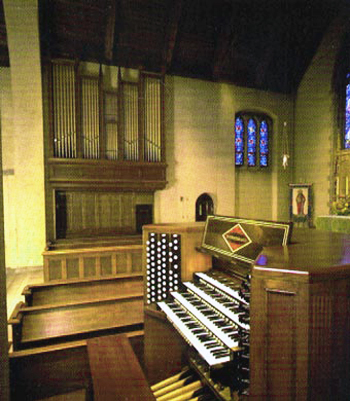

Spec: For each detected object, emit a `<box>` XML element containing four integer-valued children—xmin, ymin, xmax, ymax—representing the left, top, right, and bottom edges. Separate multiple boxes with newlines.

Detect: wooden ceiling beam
<box><xmin>161</xmin><ymin>0</ymin><xmax>182</xmax><ymax>74</ymax></box>
<box><xmin>254</xmin><ymin>17</ymin><xmax>284</xmax><ymax>88</ymax></box>
<box><xmin>211</xmin><ymin>9</ymin><xmax>237</xmax><ymax>79</ymax></box>
<box><xmin>104</xmin><ymin>0</ymin><xmax>117</xmax><ymax>62</ymax></box>
<box><xmin>211</xmin><ymin>0</ymin><xmax>249</xmax><ymax>79</ymax></box>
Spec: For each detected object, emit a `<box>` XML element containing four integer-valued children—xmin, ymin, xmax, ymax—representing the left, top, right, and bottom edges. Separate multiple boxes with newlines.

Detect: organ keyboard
<box><xmin>158</xmin><ymin>300</ymin><xmax>232</xmax><ymax>367</ymax></box>
<box><xmin>143</xmin><ymin>217</ymin><xmax>350</xmax><ymax>400</ymax></box>
<box><xmin>158</xmin><ymin>271</ymin><xmax>252</xmax><ymax>395</ymax></box>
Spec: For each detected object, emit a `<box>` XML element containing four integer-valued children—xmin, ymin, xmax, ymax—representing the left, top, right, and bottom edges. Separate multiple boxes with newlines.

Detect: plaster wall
<box><xmin>1</xmin><ymin>0</ymin><xmax>45</xmax><ymax>268</ymax></box>
<box><xmin>294</xmin><ymin>16</ymin><xmax>346</xmax><ymax>218</ymax></box>
<box><xmin>154</xmin><ymin>76</ymin><xmax>293</xmax><ymax>224</ymax></box>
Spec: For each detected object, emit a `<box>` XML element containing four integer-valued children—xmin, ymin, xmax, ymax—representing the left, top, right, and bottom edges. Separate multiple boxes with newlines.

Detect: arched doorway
<box><xmin>195</xmin><ymin>193</ymin><xmax>214</xmax><ymax>222</ymax></box>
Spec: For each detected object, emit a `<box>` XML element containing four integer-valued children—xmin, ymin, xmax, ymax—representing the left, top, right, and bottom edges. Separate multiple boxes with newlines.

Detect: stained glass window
<box><xmin>234</xmin><ymin>112</ymin><xmax>271</xmax><ymax>167</ymax></box>
<box><xmin>235</xmin><ymin>116</ymin><xmax>244</xmax><ymax>166</ymax></box>
<box><xmin>259</xmin><ymin>120</ymin><xmax>269</xmax><ymax>167</ymax></box>
<box><xmin>345</xmin><ymin>74</ymin><xmax>350</xmax><ymax>149</ymax></box>
<box><xmin>247</xmin><ymin>118</ymin><xmax>257</xmax><ymax>166</ymax></box>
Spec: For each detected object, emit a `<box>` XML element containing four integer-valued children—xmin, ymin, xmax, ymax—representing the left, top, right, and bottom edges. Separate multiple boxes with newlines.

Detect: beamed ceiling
<box><xmin>0</xmin><ymin>0</ymin><xmax>347</xmax><ymax>93</ymax></box>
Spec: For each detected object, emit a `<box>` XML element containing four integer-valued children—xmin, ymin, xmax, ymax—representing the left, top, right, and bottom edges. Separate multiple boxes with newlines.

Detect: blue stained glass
<box><xmin>235</xmin><ymin>117</ymin><xmax>244</xmax><ymax>166</ymax></box>
<box><xmin>345</xmin><ymin>83</ymin><xmax>350</xmax><ymax>149</ymax></box>
<box><xmin>260</xmin><ymin>155</ymin><xmax>268</xmax><ymax>167</ymax></box>
<box><xmin>235</xmin><ymin>152</ymin><xmax>244</xmax><ymax>166</ymax></box>
<box><xmin>247</xmin><ymin>118</ymin><xmax>256</xmax><ymax>167</ymax></box>
<box><xmin>259</xmin><ymin>120</ymin><xmax>269</xmax><ymax>167</ymax></box>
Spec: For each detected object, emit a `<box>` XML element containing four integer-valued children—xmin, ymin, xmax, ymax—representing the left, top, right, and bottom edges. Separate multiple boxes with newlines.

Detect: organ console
<box><xmin>143</xmin><ymin>216</ymin><xmax>350</xmax><ymax>400</ymax></box>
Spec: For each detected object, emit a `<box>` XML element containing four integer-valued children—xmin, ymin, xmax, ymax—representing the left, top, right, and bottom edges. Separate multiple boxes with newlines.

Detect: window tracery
<box><xmin>234</xmin><ymin>112</ymin><xmax>271</xmax><ymax>168</ymax></box>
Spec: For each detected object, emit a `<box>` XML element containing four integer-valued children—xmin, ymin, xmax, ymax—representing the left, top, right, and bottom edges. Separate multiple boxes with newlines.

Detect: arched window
<box><xmin>234</xmin><ymin>112</ymin><xmax>271</xmax><ymax>167</ymax></box>
<box><xmin>332</xmin><ymin>30</ymin><xmax>350</xmax><ymax>150</ymax></box>
<box><xmin>235</xmin><ymin>117</ymin><xmax>244</xmax><ymax>166</ymax></box>
<box><xmin>247</xmin><ymin>118</ymin><xmax>257</xmax><ymax>167</ymax></box>
<box><xmin>332</xmin><ymin>30</ymin><xmax>350</xmax><ymax>201</ymax></box>
<box><xmin>345</xmin><ymin>73</ymin><xmax>350</xmax><ymax>149</ymax></box>
<box><xmin>260</xmin><ymin>120</ymin><xmax>269</xmax><ymax>167</ymax></box>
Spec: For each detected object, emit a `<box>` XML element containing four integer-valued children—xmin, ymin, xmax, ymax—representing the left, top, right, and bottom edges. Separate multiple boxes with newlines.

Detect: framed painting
<box><xmin>289</xmin><ymin>184</ymin><xmax>313</xmax><ymax>227</ymax></box>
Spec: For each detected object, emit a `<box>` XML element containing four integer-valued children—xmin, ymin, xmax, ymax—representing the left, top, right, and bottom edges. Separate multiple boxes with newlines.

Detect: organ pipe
<box><xmin>81</xmin><ymin>77</ymin><xmax>99</xmax><ymax>159</ymax></box>
<box><xmin>52</xmin><ymin>63</ymin><xmax>76</xmax><ymax>158</ymax></box>
<box><xmin>144</xmin><ymin>76</ymin><xmax>161</xmax><ymax>162</ymax></box>
<box><xmin>123</xmin><ymin>83</ymin><xmax>138</xmax><ymax>161</ymax></box>
<box><xmin>51</xmin><ymin>61</ymin><xmax>163</xmax><ymax>163</ymax></box>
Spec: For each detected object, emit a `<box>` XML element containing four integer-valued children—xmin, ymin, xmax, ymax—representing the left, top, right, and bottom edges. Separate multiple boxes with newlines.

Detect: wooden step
<box><xmin>22</xmin><ymin>273</ymin><xmax>143</xmax><ymax>307</ymax></box>
<box><xmin>9</xmin><ymin>297</ymin><xmax>144</xmax><ymax>351</ymax></box>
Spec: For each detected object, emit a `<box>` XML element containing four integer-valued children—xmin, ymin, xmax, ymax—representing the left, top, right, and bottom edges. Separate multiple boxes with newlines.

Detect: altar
<box><xmin>315</xmin><ymin>215</ymin><xmax>350</xmax><ymax>234</ymax></box>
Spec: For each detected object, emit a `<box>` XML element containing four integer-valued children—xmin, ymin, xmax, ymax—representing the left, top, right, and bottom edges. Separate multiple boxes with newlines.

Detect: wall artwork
<box><xmin>289</xmin><ymin>184</ymin><xmax>313</xmax><ymax>227</ymax></box>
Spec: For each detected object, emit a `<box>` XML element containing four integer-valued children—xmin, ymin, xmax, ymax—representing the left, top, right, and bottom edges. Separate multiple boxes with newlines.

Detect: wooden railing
<box><xmin>42</xmin><ymin>244</ymin><xmax>143</xmax><ymax>282</ymax></box>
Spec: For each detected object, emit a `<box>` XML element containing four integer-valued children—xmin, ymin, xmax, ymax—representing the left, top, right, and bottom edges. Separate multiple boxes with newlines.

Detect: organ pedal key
<box><xmin>151</xmin><ymin>367</ymin><xmax>217</xmax><ymax>401</ymax></box>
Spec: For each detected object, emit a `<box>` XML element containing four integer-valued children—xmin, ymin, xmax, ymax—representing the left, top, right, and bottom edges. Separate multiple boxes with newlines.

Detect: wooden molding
<box><xmin>48</xmin><ymin>158</ymin><xmax>167</xmax><ymax>191</ymax></box>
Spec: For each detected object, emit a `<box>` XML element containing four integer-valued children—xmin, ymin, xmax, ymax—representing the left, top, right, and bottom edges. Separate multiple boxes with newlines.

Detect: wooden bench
<box><xmin>45</xmin><ymin>235</ymin><xmax>142</xmax><ymax>251</ymax></box>
<box><xmin>9</xmin><ymin>296</ymin><xmax>144</xmax><ymax>351</ymax></box>
<box><xmin>10</xmin><ymin>339</ymin><xmax>93</xmax><ymax>401</ymax></box>
<box><xmin>38</xmin><ymin>389</ymin><xmax>87</xmax><ymax>401</ymax></box>
<box><xmin>9</xmin><ymin>332</ymin><xmax>145</xmax><ymax>401</ymax></box>
<box><xmin>22</xmin><ymin>273</ymin><xmax>143</xmax><ymax>307</ymax></box>
<box><xmin>87</xmin><ymin>334</ymin><xmax>155</xmax><ymax>400</ymax></box>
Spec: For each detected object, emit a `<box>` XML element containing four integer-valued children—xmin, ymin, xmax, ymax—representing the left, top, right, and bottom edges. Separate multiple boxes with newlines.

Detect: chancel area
<box><xmin>2</xmin><ymin>0</ymin><xmax>350</xmax><ymax>400</ymax></box>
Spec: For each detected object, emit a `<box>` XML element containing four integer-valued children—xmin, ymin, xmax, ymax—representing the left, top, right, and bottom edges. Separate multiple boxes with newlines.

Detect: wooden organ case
<box><xmin>143</xmin><ymin>216</ymin><xmax>350</xmax><ymax>400</ymax></box>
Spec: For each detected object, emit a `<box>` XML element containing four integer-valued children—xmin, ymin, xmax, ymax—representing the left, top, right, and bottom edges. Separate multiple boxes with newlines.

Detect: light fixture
<box><xmin>281</xmin><ymin>121</ymin><xmax>289</xmax><ymax>169</ymax></box>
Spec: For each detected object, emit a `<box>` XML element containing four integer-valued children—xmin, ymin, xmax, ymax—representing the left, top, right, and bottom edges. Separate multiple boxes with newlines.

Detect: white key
<box><xmin>195</xmin><ymin>272</ymin><xmax>249</xmax><ymax>305</ymax></box>
<box><xmin>184</xmin><ymin>281</ymin><xmax>250</xmax><ymax>331</ymax></box>
<box><xmin>171</xmin><ymin>292</ymin><xmax>239</xmax><ymax>350</ymax></box>
<box><xmin>158</xmin><ymin>301</ymin><xmax>231</xmax><ymax>367</ymax></box>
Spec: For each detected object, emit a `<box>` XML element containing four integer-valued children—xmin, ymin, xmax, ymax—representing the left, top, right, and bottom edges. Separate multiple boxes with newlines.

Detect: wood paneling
<box><xmin>144</xmin><ymin>306</ymin><xmax>187</xmax><ymax>385</ymax></box>
<box><xmin>266</xmin><ymin>291</ymin><xmax>297</xmax><ymax>400</ymax></box>
<box><xmin>43</xmin><ymin>244</ymin><xmax>143</xmax><ymax>282</ymax></box>
<box><xmin>249</xmin><ymin>229</ymin><xmax>350</xmax><ymax>400</ymax></box>
<box><xmin>48</xmin><ymin>158</ymin><xmax>167</xmax><ymax>191</ymax></box>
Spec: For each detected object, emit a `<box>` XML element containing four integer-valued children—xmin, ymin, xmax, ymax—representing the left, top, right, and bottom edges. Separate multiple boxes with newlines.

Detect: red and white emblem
<box><xmin>223</xmin><ymin>224</ymin><xmax>252</xmax><ymax>253</ymax></box>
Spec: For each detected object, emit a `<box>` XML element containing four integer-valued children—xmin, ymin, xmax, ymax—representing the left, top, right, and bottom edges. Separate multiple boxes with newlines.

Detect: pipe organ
<box><xmin>49</xmin><ymin>60</ymin><xmax>164</xmax><ymax>163</ymax></box>
<box><xmin>47</xmin><ymin>60</ymin><xmax>167</xmax><ymax>241</ymax></box>
<box><xmin>143</xmin><ymin>216</ymin><xmax>350</xmax><ymax>400</ymax></box>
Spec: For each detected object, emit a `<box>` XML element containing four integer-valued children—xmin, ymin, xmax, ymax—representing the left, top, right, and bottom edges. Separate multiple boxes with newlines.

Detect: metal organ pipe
<box><xmin>52</xmin><ymin>64</ymin><xmax>163</xmax><ymax>162</ymax></box>
<box><xmin>81</xmin><ymin>77</ymin><xmax>99</xmax><ymax>159</ymax></box>
<box><xmin>123</xmin><ymin>83</ymin><xmax>138</xmax><ymax>161</ymax></box>
<box><xmin>52</xmin><ymin>63</ymin><xmax>76</xmax><ymax>158</ymax></box>
<box><xmin>144</xmin><ymin>77</ymin><xmax>161</xmax><ymax>162</ymax></box>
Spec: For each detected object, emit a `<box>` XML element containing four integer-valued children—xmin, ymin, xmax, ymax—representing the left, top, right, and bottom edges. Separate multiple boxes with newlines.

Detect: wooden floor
<box><xmin>6</xmin><ymin>266</ymin><xmax>44</xmax><ymax>341</ymax></box>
